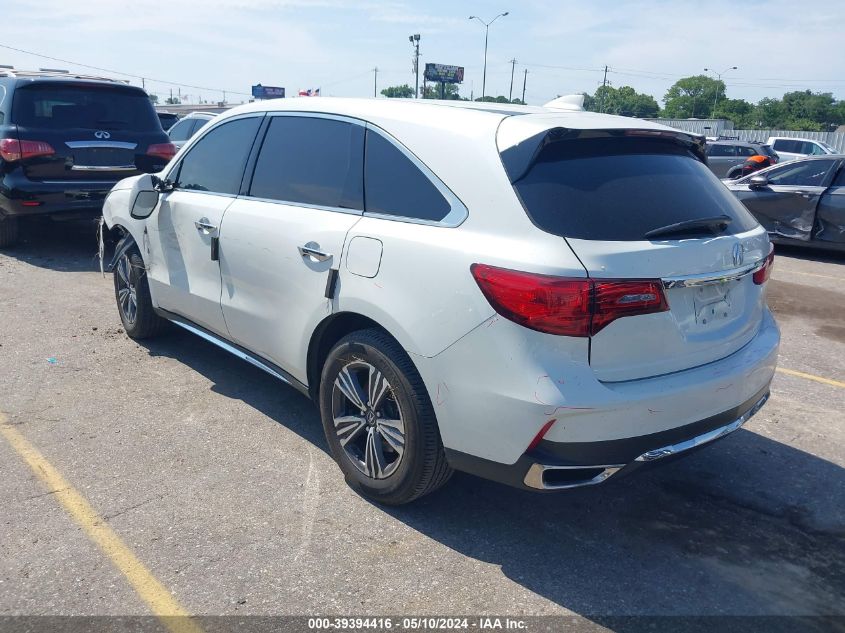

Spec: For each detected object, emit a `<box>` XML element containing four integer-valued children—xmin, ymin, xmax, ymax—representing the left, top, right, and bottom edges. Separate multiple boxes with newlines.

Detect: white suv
<box><xmin>767</xmin><ymin>136</ymin><xmax>836</xmax><ymax>163</ymax></box>
<box><xmin>101</xmin><ymin>98</ymin><xmax>780</xmax><ymax>504</ymax></box>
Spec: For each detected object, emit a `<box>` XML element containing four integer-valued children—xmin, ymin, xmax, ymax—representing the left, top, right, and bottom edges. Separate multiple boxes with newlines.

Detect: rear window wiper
<box><xmin>644</xmin><ymin>215</ymin><xmax>732</xmax><ymax>239</ymax></box>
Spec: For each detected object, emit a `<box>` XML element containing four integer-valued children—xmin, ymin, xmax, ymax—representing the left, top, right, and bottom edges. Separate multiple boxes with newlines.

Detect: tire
<box><xmin>319</xmin><ymin>329</ymin><xmax>452</xmax><ymax>505</ymax></box>
<box><xmin>113</xmin><ymin>246</ymin><xmax>168</xmax><ymax>339</ymax></box>
<box><xmin>0</xmin><ymin>217</ymin><xmax>20</xmax><ymax>248</ymax></box>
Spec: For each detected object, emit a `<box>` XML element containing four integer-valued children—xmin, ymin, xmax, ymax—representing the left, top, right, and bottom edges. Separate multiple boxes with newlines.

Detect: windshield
<box><xmin>13</xmin><ymin>83</ymin><xmax>159</xmax><ymax>131</ymax></box>
<box><xmin>511</xmin><ymin>136</ymin><xmax>759</xmax><ymax>241</ymax></box>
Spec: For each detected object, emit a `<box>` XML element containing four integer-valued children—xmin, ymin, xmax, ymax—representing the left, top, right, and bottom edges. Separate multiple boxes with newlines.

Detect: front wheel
<box><xmin>319</xmin><ymin>329</ymin><xmax>452</xmax><ymax>505</ymax></box>
<box><xmin>113</xmin><ymin>247</ymin><xmax>168</xmax><ymax>339</ymax></box>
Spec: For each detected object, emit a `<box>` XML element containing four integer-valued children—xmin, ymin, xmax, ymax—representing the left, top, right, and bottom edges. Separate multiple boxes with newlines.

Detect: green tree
<box><xmin>474</xmin><ymin>95</ymin><xmax>523</xmax><ymax>104</ymax></box>
<box><xmin>380</xmin><ymin>84</ymin><xmax>414</xmax><ymax>99</ymax></box>
<box><xmin>422</xmin><ymin>83</ymin><xmax>464</xmax><ymax>100</ymax></box>
<box><xmin>713</xmin><ymin>98</ymin><xmax>755</xmax><ymax>127</ymax></box>
<box><xmin>165</xmin><ymin>96</ymin><xmax>181</xmax><ymax>105</ymax></box>
<box><xmin>148</xmin><ymin>93</ymin><xmax>159</xmax><ymax>104</ymax></box>
<box><xmin>781</xmin><ymin>90</ymin><xmax>837</xmax><ymax>129</ymax></box>
<box><xmin>662</xmin><ymin>75</ymin><xmax>725</xmax><ymax>118</ymax></box>
<box><xmin>584</xmin><ymin>85</ymin><xmax>659</xmax><ymax>117</ymax></box>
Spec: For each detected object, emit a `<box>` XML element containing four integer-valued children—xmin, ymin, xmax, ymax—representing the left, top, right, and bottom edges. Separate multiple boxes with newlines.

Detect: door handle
<box><xmin>194</xmin><ymin>218</ymin><xmax>217</xmax><ymax>234</ymax></box>
<box><xmin>298</xmin><ymin>243</ymin><xmax>332</xmax><ymax>262</ymax></box>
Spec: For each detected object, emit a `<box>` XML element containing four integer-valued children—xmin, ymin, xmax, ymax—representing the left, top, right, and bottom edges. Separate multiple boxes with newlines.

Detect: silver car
<box><xmin>167</xmin><ymin>112</ymin><xmax>217</xmax><ymax>150</ymax></box>
<box><xmin>706</xmin><ymin>140</ymin><xmax>778</xmax><ymax>179</ymax></box>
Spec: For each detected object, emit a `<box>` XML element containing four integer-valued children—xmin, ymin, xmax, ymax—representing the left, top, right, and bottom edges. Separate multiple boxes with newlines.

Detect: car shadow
<box><xmin>774</xmin><ymin>242</ymin><xmax>845</xmax><ymax>264</ymax></box>
<box><xmin>1</xmin><ymin>217</ymin><xmax>104</xmax><ymax>273</ymax></box>
<box><xmin>138</xmin><ymin>329</ymin><xmax>844</xmax><ymax>622</ymax></box>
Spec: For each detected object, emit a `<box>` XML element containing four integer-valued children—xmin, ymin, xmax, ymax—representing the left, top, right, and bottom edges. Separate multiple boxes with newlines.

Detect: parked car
<box><xmin>157</xmin><ymin>111</ymin><xmax>180</xmax><ymax>131</ymax></box>
<box><xmin>167</xmin><ymin>112</ymin><xmax>216</xmax><ymax>150</ymax></box>
<box><xmin>0</xmin><ymin>68</ymin><xmax>176</xmax><ymax>247</ymax></box>
<box><xmin>705</xmin><ymin>140</ymin><xmax>778</xmax><ymax>178</ymax></box>
<box><xmin>766</xmin><ymin>136</ymin><xmax>837</xmax><ymax>163</ymax></box>
<box><xmin>101</xmin><ymin>99</ymin><xmax>779</xmax><ymax>504</ymax></box>
<box><xmin>724</xmin><ymin>155</ymin><xmax>845</xmax><ymax>251</ymax></box>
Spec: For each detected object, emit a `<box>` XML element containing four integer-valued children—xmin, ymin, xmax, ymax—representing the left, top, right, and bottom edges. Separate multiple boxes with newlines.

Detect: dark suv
<box><xmin>0</xmin><ymin>69</ymin><xmax>176</xmax><ymax>246</ymax></box>
<box><xmin>705</xmin><ymin>140</ymin><xmax>779</xmax><ymax>179</ymax></box>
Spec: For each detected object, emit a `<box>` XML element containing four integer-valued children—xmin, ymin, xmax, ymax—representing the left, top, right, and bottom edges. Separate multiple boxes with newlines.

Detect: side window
<box><xmin>832</xmin><ymin>167</ymin><xmax>845</xmax><ymax>187</ymax></box>
<box><xmin>737</xmin><ymin>146</ymin><xmax>758</xmax><ymax>157</ymax></box>
<box><xmin>364</xmin><ymin>129</ymin><xmax>451</xmax><ymax>222</ymax></box>
<box><xmin>189</xmin><ymin>117</ymin><xmax>211</xmax><ymax>139</ymax></box>
<box><xmin>707</xmin><ymin>144</ymin><xmax>735</xmax><ymax>157</ymax></box>
<box><xmin>249</xmin><ymin>116</ymin><xmax>364</xmax><ymax>210</ymax></box>
<box><xmin>766</xmin><ymin>160</ymin><xmax>836</xmax><ymax>187</ymax></box>
<box><xmin>168</xmin><ymin>118</ymin><xmax>193</xmax><ymax>141</ymax></box>
<box><xmin>174</xmin><ymin>117</ymin><xmax>261</xmax><ymax>194</ymax></box>
<box><xmin>774</xmin><ymin>139</ymin><xmax>798</xmax><ymax>153</ymax></box>
<box><xmin>808</xmin><ymin>142</ymin><xmax>826</xmax><ymax>156</ymax></box>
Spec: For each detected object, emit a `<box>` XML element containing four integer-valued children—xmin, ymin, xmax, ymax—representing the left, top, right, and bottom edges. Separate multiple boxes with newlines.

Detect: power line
<box><xmin>0</xmin><ymin>42</ymin><xmax>251</xmax><ymax>97</ymax></box>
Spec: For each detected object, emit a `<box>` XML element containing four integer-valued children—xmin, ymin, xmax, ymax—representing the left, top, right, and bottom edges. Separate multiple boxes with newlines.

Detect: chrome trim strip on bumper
<box><xmin>65</xmin><ymin>141</ymin><xmax>138</xmax><ymax>150</ymax></box>
<box><xmin>71</xmin><ymin>165</ymin><xmax>137</xmax><ymax>172</ymax></box>
<box><xmin>635</xmin><ymin>392</ymin><xmax>769</xmax><ymax>462</ymax></box>
<box><xmin>661</xmin><ymin>259</ymin><xmax>766</xmax><ymax>289</ymax></box>
<box><xmin>523</xmin><ymin>392</ymin><xmax>770</xmax><ymax>490</ymax></box>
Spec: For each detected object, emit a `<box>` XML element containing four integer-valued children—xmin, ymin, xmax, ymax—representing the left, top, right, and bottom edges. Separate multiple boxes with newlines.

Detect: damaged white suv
<box><xmin>101</xmin><ymin>97</ymin><xmax>779</xmax><ymax>504</ymax></box>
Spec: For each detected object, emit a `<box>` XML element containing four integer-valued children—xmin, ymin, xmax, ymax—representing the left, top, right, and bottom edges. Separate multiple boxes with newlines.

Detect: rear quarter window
<box><xmin>512</xmin><ymin>137</ymin><xmax>759</xmax><ymax>241</ymax></box>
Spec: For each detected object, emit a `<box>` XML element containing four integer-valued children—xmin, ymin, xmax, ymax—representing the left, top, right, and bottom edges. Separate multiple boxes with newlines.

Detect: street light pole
<box><xmin>409</xmin><ymin>34</ymin><xmax>421</xmax><ymax>98</ymax></box>
<box><xmin>469</xmin><ymin>12</ymin><xmax>509</xmax><ymax>100</ymax></box>
<box><xmin>704</xmin><ymin>66</ymin><xmax>737</xmax><ymax>118</ymax></box>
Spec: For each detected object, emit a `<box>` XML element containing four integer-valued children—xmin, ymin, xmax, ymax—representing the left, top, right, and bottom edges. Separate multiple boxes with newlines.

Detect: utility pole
<box><xmin>522</xmin><ymin>68</ymin><xmax>528</xmax><ymax>103</ymax></box>
<box><xmin>141</xmin><ymin>77</ymin><xmax>145</xmax><ymax>91</ymax></box>
<box><xmin>409</xmin><ymin>34</ymin><xmax>421</xmax><ymax>98</ymax></box>
<box><xmin>599</xmin><ymin>65</ymin><xmax>609</xmax><ymax>113</ymax></box>
<box><xmin>373</xmin><ymin>67</ymin><xmax>378</xmax><ymax>98</ymax></box>
<box><xmin>469</xmin><ymin>12</ymin><xmax>509</xmax><ymax>100</ymax></box>
<box><xmin>508</xmin><ymin>58</ymin><xmax>517</xmax><ymax>102</ymax></box>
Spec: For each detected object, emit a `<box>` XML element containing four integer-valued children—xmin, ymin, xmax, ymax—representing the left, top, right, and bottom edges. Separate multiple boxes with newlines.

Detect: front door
<box><xmin>733</xmin><ymin>158</ymin><xmax>837</xmax><ymax>241</ymax></box>
<box><xmin>144</xmin><ymin>115</ymin><xmax>263</xmax><ymax>336</ymax></box>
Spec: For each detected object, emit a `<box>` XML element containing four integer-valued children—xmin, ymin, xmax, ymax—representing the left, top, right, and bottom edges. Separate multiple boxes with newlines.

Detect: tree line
<box><xmin>381</xmin><ymin>75</ymin><xmax>845</xmax><ymax>131</ymax></box>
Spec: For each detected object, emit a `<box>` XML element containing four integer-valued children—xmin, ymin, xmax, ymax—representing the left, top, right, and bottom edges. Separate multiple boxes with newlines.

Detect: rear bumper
<box><xmin>0</xmin><ymin>172</ymin><xmax>115</xmax><ymax>219</ymax></box>
<box><xmin>446</xmin><ymin>387</ymin><xmax>770</xmax><ymax>491</ymax></box>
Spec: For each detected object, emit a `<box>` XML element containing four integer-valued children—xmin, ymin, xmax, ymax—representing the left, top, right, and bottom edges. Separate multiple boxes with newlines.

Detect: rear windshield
<box><xmin>511</xmin><ymin>137</ymin><xmax>759</xmax><ymax>241</ymax></box>
<box><xmin>759</xmin><ymin>144</ymin><xmax>777</xmax><ymax>158</ymax></box>
<box><xmin>12</xmin><ymin>83</ymin><xmax>159</xmax><ymax>131</ymax></box>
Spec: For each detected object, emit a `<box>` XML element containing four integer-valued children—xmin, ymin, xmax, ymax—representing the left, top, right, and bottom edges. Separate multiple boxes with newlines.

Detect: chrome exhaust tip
<box><xmin>523</xmin><ymin>463</ymin><xmax>624</xmax><ymax>490</ymax></box>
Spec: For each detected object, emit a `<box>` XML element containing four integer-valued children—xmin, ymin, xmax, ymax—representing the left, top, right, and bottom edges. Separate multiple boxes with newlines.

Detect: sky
<box><xmin>3</xmin><ymin>0</ymin><xmax>845</xmax><ymax>107</ymax></box>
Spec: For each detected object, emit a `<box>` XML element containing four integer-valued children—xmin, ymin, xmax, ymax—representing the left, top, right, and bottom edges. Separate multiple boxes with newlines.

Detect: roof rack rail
<box><xmin>0</xmin><ymin>67</ymin><xmax>130</xmax><ymax>84</ymax></box>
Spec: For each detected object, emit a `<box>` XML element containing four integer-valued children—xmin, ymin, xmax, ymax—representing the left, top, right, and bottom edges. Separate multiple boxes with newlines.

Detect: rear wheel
<box><xmin>113</xmin><ymin>247</ymin><xmax>167</xmax><ymax>339</ymax></box>
<box><xmin>0</xmin><ymin>217</ymin><xmax>20</xmax><ymax>248</ymax></box>
<box><xmin>319</xmin><ymin>329</ymin><xmax>452</xmax><ymax>505</ymax></box>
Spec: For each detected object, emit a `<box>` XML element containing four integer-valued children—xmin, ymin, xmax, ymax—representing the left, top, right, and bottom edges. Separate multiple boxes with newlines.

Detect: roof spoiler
<box><xmin>543</xmin><ymin>95</ymin><xmax>585</xmax><ymax>112</ymax></box>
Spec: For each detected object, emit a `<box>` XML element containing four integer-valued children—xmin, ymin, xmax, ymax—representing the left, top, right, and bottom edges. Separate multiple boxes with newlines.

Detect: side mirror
<box><xmin>130</xmin><ymin>190</ymin><xmax>160</xmax><ymax>219</ymax></box>
<box><xmin>749</xmin><ymin>174</ymin><xmax>769</xmax><ymax>189</ymax></box>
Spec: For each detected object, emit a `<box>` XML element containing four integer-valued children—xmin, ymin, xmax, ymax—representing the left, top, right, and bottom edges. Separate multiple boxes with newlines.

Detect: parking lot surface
<box><xmin>1</xmin><ymin>221</ymin><xmax>843</xmax><ymax>624</ymax></box>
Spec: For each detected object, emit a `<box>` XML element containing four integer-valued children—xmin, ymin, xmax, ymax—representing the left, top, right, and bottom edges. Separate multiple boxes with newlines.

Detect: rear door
<box><xmin>10</xmin><ymin>81</ymin><xmax>170</xmax><ymax>180</ymax></box>
<box><xmin>219</xmin><ymin>114</ymin><xmax>364</xmax><ymax>382</ymax></box>
<box><xmin>733</xmin><ymin>159</ymin><xmax>837</xmax><ymax>241</ymax></box>
<box><xmin>506</xmin><ymin>131</ymin><xmax>770</xmax><ymax>382</ymax></box>
<box><xmin>706</xmin><ymin>143</ymin><xmax>738</xmax><ymax>177</ymax></box>
<box><xmin>145</xmin><ymin>115</ymin><xmax>263</xmax><ymax>336</ymax></box>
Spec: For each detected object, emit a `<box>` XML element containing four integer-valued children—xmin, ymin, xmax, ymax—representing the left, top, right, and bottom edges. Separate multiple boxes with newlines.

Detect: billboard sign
<box><xmin>252</xmin><ymin>84</ymin><xmax>285</xmax><ymax>99</ymax></box>
<box><xmin>423</xmin><ymin>63</ymin><xmax>464</xmax><ymax>84</ymax></box>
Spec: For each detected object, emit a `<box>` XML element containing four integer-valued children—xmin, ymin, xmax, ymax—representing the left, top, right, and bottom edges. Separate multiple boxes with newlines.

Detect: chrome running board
<box><xmin>523</xmin><ymin>392</ymin><xmax>770</xmax><ymax>490</ymax></box>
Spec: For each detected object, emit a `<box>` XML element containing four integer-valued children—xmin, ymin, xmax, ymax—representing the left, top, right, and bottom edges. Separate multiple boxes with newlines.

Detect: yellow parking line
<box><xmin>0</xmin><ymin>413</ymin><xmax>203</xmax><ymax>633</ymax></box>
<box><xmin>777</xmin><ymin>367</ymin><xmax>845</xmax><ymax>389</ymax></box>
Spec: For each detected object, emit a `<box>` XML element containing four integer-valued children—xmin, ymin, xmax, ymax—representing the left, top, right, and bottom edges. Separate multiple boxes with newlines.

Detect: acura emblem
<box><xmin>94</xmin><ymin>130</ymin><xmax>111</xmax><ymax>139</ymax></box>
<box><xmin>732</xmin><ymin>243</ymin><xmax>744</xmax><ymax>267</ymax></box>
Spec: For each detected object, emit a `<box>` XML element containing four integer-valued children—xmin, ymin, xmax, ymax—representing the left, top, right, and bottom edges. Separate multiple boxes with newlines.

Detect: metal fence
<box><xmin>645</xmin><ymin>118</ymin><xmax>845</xmax><ymax>152</ymax></box>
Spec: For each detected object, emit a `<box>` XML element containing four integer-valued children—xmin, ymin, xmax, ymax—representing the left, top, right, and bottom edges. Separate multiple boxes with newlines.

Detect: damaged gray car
<box><xmin>725</xmin><ymin>155</ymin><xmax>845</xmax><ymax>252</ymax></box>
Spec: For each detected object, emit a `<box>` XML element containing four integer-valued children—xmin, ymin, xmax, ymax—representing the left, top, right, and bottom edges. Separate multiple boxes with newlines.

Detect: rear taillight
<box><xmin>753</xmin><ymin>248</ymin><xmax>775</xmax><ymax>285</ymax></box>
<box><xmin>146</xmin><ymin>142</ymin><xmax>177</xmax><ymax>161</ymax></box>
<box><xmin>0</xmin><ymin>138</ymin><xmax>55</xmax><ymax>161</ymax></box>
<box><xmin>470</xmin><ymin>264</ymin><xmax>669</xmax><ymax>337</ymax></box>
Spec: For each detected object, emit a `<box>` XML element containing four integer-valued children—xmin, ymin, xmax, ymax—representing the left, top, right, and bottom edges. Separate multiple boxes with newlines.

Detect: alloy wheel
<box><xmin>116</xmin><ymin>254</ymin><xmax>138</xmax><ymax>325</ymax></box>
<box><xmin>331</xmin><ymin>361</ymin><xmax>405</xmax><ymax>479</ymax></box>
